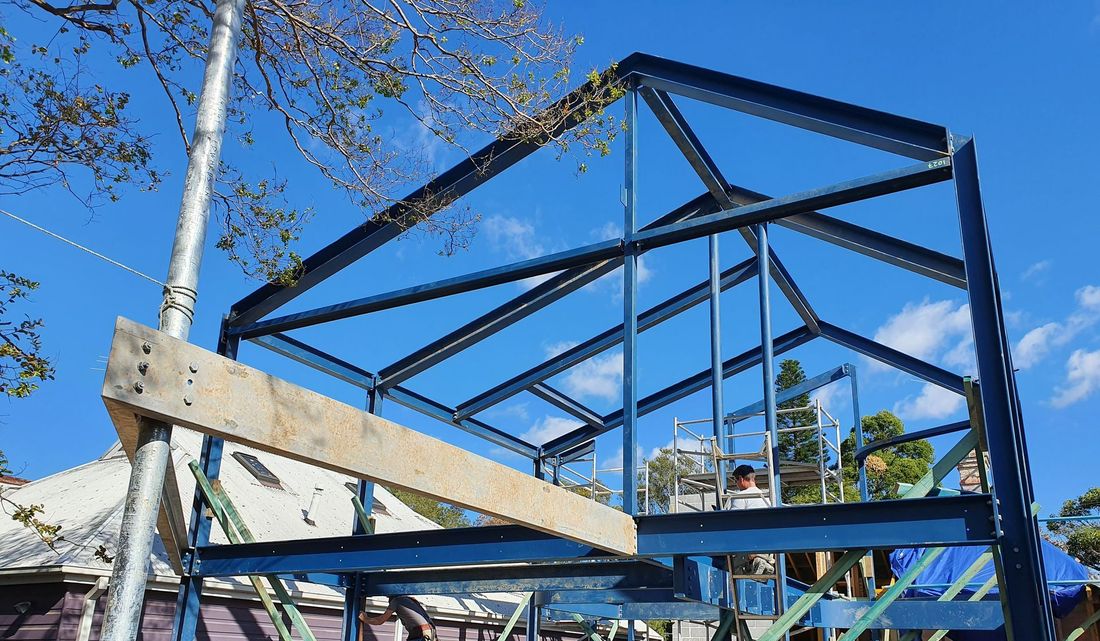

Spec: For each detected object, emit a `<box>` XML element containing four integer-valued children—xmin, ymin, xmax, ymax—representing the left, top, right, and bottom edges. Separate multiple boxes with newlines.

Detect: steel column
<box><xmin>953</xmin><ymin>138</ymin><xmax>1054</xmax><ymax>640</ymax></box>
<box><xmin>622</xmin><ymin>82</ymin><xmax>640</xmax><ymax>516</ymax></box>
<box><xmin>170</xmin><ymin>320</ymin><xmax>240</xmax><ymax>641</ymax></box>
<box><xmin>756</xmin><ymin>222</ymin><xmax>788</xmax><ymax>638</ymax></box>
<box><xmin>341</xmin><ymin>388</ymin><xmax>380</xmax><ymax>641</ymax></box>
<box><xmin>708</xmin><ymin>234</ymin><xmax>725</xmax><ymax>499</ymax></box>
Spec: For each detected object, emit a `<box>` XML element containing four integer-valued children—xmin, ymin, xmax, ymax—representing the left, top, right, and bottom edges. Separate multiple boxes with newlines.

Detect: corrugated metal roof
<box><xmin>0</xmin><ymin>429</ymin><xmax>520</xmax><ymax>616</ymax></box>
<box><xmin>0</xmin><ymin>430</ymin><xmax>655</xmax><ymax>633</ymax></box>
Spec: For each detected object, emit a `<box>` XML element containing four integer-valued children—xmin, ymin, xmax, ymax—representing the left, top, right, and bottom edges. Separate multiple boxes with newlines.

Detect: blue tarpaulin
<box><xmin>890</xmin><ymin>540</ymin><xmax>1093</xmax><ymax>640</ymax></box>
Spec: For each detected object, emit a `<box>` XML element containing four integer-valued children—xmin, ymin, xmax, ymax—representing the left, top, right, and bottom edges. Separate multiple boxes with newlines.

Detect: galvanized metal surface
<box><xmin>102</xmin><ymin>318</ymin><xmax>637</xmax><ymax>555</ymax></box>
<box><xmin>102</xmin><ymin>2</ymin><xmax>246</xmax><ymax>641</ymax></box>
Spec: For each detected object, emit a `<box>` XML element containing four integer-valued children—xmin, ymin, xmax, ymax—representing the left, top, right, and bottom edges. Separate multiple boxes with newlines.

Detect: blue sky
<box><xmin>2</xmin><ymin>2</ymin><xmax>1099</xmax><ymax>517</ymax></box>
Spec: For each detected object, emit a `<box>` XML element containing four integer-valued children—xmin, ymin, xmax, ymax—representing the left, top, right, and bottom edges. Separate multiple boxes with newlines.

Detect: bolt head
<box><xmin>188</xmin><ymin>362</ymin><xmax>199</xmax><ymax>373</ymax></box>
<box><xmin>137</xmin><ymin>361</ymin><xmax>149</xmax><ymax>375</ymax></box>
<box><xmin>141</xmin><ymin>342</ymin><xmax>152</xmax><ymax>354</ymax></box>
<box><xmin>133</xmin><ymin>381</ymin><xmax>145</xmax><ymax>393</ymax></box>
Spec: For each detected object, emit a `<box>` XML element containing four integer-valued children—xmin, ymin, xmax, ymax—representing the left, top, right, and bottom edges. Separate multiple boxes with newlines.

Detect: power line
<box><xmin>0</xmin><ymin>207</ymin><xmax>166</xmax><ymax>288</ymax></box>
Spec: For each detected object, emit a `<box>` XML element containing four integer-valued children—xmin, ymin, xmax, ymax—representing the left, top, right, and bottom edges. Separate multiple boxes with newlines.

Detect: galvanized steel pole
<box><xmin>100</xmin><ymin>1</ymin><xmax>245</xmax><ymax>639</ymax></box>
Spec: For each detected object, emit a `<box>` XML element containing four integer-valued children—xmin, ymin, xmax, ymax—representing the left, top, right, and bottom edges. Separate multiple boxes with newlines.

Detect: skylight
<box><xmin>231</xmin><ymin>452</ymin><xmax>282</xmax><ymax>488</ymax></box>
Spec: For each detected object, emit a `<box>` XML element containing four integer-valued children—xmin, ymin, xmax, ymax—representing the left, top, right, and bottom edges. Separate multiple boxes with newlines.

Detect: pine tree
<box><xmin>775</xmin><ymin>359</ymin><xmax>820</xmax><ymax>465</ymax></box>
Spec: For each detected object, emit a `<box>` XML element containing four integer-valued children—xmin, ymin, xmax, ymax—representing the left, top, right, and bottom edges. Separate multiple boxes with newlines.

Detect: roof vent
<box><xmin>303</xmin><ymin>486</ymin><xmax>323</xmax><ymax>526</ymax></box>
<box><xmin>231</xmin><ymin>452</ymin><xmax>282</xmax><ymax>488</ymax></box>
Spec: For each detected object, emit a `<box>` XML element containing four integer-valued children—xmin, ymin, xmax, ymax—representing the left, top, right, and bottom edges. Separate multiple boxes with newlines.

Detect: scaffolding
<box><xmin>99</xmin><ymin>46</ymin><xmax>1062</xmax><ymax>641</ymax></box>
<box><xmin>673</xmin><ymin>396</ymin><xmax>846</xmax><ymax>513</ymax></box>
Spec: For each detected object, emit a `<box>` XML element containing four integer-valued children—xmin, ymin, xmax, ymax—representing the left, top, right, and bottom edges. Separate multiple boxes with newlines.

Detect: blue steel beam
<box><xmin>193</xmin><ymin>496</ymin><xmax>994</xmax><ymax>578</ymax></box>
<box><xmin>632</xmin><ymin>159</ymin><xmax>953</xmax><ymax>251</ymax></box>
<box><xmin>454</xmin><ymin>257</ymin><xmax>757</xmax><ymax>421</ymax></box>
<box><xmin>249</xmin><ymin>333</ymin><xmax>375</xmax><ymax>390</ymax></box>
<box><xmin>544</xmin><ymin>326</ymin><xmax>814</xmax><ymax>457</ymax></box>
<box><xmin>728</xmin><ymin>365</ymin><xmax>848</xmax><ymax>422</ymax></box>
<box><xmin>231</xmin><ymin>240</ymin><xmax>624</xmax><ymax>340</ymax></box>
<box><xmin>818</xmin><ymin>321</ymin><xmax>964</xmax><ymax>394</ymax></box>
<box><xmin>954</xmin><ymin>138</ymin><xmax>1054</xmax><ymax>640</ymax></box>
<box><xmin>623</xmin><ymin>53</ymin><xmax>950</xmax><ymax>160</ymax></box>
<box><xmin>772</xmin><ymin>209</ymin><xmax>966</xmax><ymax>289</ymax></box>
<box><xmin>810</xmin><ymin>600</ymin><xmax>1002</xmax><ymax>631</ymax></box>
<box><xmin>722</xmin><ymin>183</ymin><xmax>966</xmax><ymax>288</ymax></box>
<box><xmin>854</xmin><ymin>420</ymin><xmax>970</xmax><ymax>463</ymax></box>
<box><xmin>377</xmin><ymin>187</ymin><xmax>732</xmax><ymax>389</ymax></box>
<box><xmin>531</xmin><ymin>383</ymin><xmax>605</xmax><ymax>428</ymax></box>
<box><xmin>248</xmin><ymin>333</ymin><xmax>538</xmax><ymax>457</ymax></box>
<box><xmin>382</xmin><ymin>385</ymin><xmax>538</xmax><ymax>459</ymax></box>
<box><xmin>674</xmin><ymin>557</ymin><xmax>732</xmax><ymax>608</ymax></box>
<box><xmin>227</xmin><ymin>68</ymin><xmax>627</xmax><ymax>328</ymax></box>
<box><xmin>361</xmin><ymin>560</ymin><xmax>672</xmax><ymax>595</ymax></box>
<box><xmin>639</xmin><ymin>86</ymin><xmax>820</xmax><ymax>334</ymax></box>
<box><xmin>637</xmin><ymin>493</ymin><xmax>995</xmax><ymax>556</ymax></box>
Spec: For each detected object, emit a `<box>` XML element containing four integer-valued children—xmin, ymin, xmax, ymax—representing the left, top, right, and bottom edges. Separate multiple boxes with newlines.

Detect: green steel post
<box><xmin>926</xmin><ymin>575</ymin><xmax>999</xmax><ymax>641</ymax></box>
<box><xmin>709</xmin><ymin>611</ymin><xmax>735</xmax><ymax>641</ymax></box>
<box><xmin>571</xmin><ymin>613</ymin><xmax>605</xmax><ymax>641</ymax></box>
<box><xmin>352</xmin><ymin>495</ymin><xmax>376</xmax><ymax>534</ymax></box>
<box><xmin>1065</xmin><ymin>592</ymin><xmax>1100</xmax><ymax>641</ymax></box>
<box><xmin>496</xmin><ymin>593</ymin><xmax>534</xmax><ymax>641</ymax></box>
<box><xmin>756</xmin><ymin>430</ymin><xmax>979</xmax><ymax>641</ymax></box>
<box><xmin>838</xmin><ymin>547</ymin><xmax>948</xmax><ymax>640</ymax></box>
<box><xmin>188</xmin><ymin>461</ymin><xmax>293</xmax><ymax>641</ymax></box>
<box><xmin>190</xmin><ymin>460</ymin><xmax>318</xmax><ymax>641</ymax></box>
<box><xmin>904</xmin><ymin>503</ymin><xmax>1041</xmax><ymax>641</ymax></box>
<box><xmin>607</xmin><ymin>620</ymin><xmax>620</xmax><ymax>641</ymax></box>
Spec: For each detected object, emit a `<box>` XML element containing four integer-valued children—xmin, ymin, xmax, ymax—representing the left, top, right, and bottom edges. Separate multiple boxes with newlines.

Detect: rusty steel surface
<box><xmin>101</xmin><ymin>317</ymin><xmax>637</xmax><ymax>555</ymax></box>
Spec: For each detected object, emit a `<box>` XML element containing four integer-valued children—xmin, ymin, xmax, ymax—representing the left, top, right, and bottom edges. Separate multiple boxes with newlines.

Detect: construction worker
<box><xmin>360</xmin><ymin>595</ymin><xmax>437</xmax><ymax>641</ymax></box>
<box><xmin>728</xmin><ymin>465</ymin><xmax>776</xmax><ymax>576</ymax></box>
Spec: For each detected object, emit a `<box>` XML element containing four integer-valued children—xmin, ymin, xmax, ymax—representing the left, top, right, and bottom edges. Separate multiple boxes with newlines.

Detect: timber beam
<box><xmin>101</xmin><ymin>317</ymin><xmax>636</xmax><ymax>555</ymax></box>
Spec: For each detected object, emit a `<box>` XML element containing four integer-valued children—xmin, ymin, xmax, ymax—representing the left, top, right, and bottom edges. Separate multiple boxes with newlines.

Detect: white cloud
<box><xmin>871</xmin><ymin>299</ymin><xmax>971</xmax><ymax>372</ymax></box>
<box><xmin>481</xmin><ymin>215</ymin><xmax>562</xmax><ymax>289</ymax></box>
<box><xmin>562</xmin><ymin>352</ymin><xmax>623</xmax><ymax>402</ymax></box>
<box><xmin>1021</xmin><ymin>259</ymin><xmax>1052</xmax><ymax>283</ymax></box>
<box><xmin>543</xmin><ymin>340</ymin><xmax>580</xmax><ymax>358</ymax></box>
<box><xmin>1051</xmin><ymin>348</ymin><xmax>1100</xmax><ymax>408</ymax></box>
<box><xmin>894</xmin><ymin>383</ymin><xmax>966</xmax><ymax>420</ymax></box>
<box><xmin>811</xmin><ymin>383</ymin><xmax>846</xmax><ymax>412</ymax></box>
<box><xmin>481</xmin><ymin>402</ymin><xmax>530</xmax><ymax>423</ymax></box>
<box><xmin>1014</xmin><ymin>322</ymin><xmax>1062</xmax><ymax>369</ymax></box>
<box><xmin>1012</xmin><ymin>284</ymin><xmax>1100</xmax><ymax>369</ymax></box>
<box><xmin>585</xmin><ymin>257</ymin><xmax>655</xmax><ymax>300</ymax></box>
<box><xmin>598</xmin><ymin>445</ymin><xmax>646</xmax><ymax>470</ymax></box>
<box><xmin>520</xmin><ymin>415</ymin><xmax>582</xmax><ymax>445</ymax></box>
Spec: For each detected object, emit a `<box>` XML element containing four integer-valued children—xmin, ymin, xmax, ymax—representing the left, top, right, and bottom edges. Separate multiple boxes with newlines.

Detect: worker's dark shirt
<box><xmin>390</xmin><ymin>596</ymin><xmax>433</xmax><ymax>637</ymax></box>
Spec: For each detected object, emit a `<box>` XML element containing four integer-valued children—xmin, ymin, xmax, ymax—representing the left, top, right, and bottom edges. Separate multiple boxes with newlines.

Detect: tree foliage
<box><xmin>645</xmin><ymin>447</ymin><xmax>701</xmax><ymax>514</ymax></box>
<box><xmin>1046</xmin><ymin>487</ymin><xmax>1100</xmax><ymax>568</ymax></box>
<box><xmin>387</xmin><ymin>486</ymin><xmax>470</xmax><ymax>528</ymax></box>
<box><xmin>3</xmin><ymin>0</ymin><xmax>625</xmax><ymax>282</ymax></box>
<box><xmin>840</xmin><ymin>410</ymin><xmax>934</xmax><ymax>501</ymax></box>
<box><xmin>0</xmin><ymin>271</ymin><xmax>52</xmax><ymax>399</ymax></box>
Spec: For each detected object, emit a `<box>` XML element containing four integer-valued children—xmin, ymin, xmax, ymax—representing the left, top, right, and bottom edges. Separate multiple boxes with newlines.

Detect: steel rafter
<box><xmin>454</xmin><ymin>257</ymin><xmax>757</xmax><ymax>421</ymax></box>
<box><xmin>542</xmin><ymin>326</ymin><xmax>815</xmax><ymax>457</ymax></box>
<box><xmin>639</xmin><ymin>86</ymin><xmax>820</xmax><ymax>333</ymax></box>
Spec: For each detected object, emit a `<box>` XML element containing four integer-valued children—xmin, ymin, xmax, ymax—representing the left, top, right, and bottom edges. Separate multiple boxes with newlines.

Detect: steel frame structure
<box><xmin>167</xmin><ymin>53</ymin><xmax>1053</xmax><ymax>641</ymax></box>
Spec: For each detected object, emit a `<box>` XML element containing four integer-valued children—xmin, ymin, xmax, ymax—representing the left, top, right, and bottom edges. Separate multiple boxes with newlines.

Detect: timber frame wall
<box><xmin>138</xmin><ymin>53</ymin><xmax>1054</xmax><ymax>641</ymax></box>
